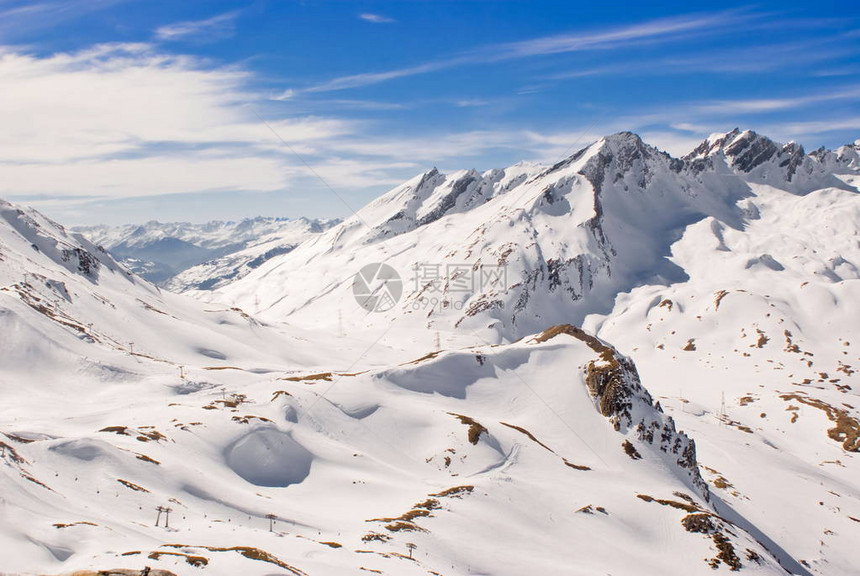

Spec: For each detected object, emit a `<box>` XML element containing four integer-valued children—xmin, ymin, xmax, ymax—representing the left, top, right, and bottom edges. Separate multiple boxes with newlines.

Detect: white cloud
<box><xmin>0</xmin><ymin>0</ymin><xmax>128</xmax><ymax>40</ymax></box>
<box><xmin>359</xmin><ymin>13</ymin><xmax>395</xmax><ymax>24</ymax></box>
<box><xmin>155</xmin><ymin>11</ymin><xmax>239</xmax><ymax>42</ymax></box>
<box><xmin>0</xmin><ymin>43</ymin><xmax>371</xmax><ymax>203</ymax></box>
<box><xmin>0</xmin><ymin>155</ymin><xmax>289</xmax><ymax>198</ymax></box>
<box><xmin>670</xmin><ymin>122</ymin><xmax>711</xmax><ymax>134</ymax></box>
<box><xmin>304</xmin><ymin>60</ymin><xmax>454</xmax><ymax>93</ymax></box>
<box><xmin>486</xmin><ymin>12</ymin><xmax>741</xmax><ymax>60</ymax></box>
<box><xmin>693</xmin><ymin>85</ymin><xmax>860</xmax><ymax>115</ymax></box>
<box><xmin>301</xmin><ymin>10</ymin><xmax>752</xmax><ymax>93</ymax></box>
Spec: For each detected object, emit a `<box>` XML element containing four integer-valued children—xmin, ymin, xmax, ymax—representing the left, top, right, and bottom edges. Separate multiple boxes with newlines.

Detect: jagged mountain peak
<box><xmin>596</xmin><ymin>130</ymin><xmax>648</xmax><ymax>149</ymax></box>
<box><xmin>543</xmin><ymin>131</ymin><xmax>665</xmax><ymax>178</ymax></box>
<box><xmin>684</xmin><ymin>128</ymin><xmax>808</xmax><ymax>174</ymax></box>
<box><xmin>572</xmin><ymin>131</ymin><xmax>683</xmax><ymax>193</ymax></box>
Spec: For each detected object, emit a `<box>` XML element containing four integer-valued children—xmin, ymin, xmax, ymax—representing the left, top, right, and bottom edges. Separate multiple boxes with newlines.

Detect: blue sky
<box><xmin>0</xmin><ymin>0</ymin><xmax>858</xmax><ymax>224</ymax></box>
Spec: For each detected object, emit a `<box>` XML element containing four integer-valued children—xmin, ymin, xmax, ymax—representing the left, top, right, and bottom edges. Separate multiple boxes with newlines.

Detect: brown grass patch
<box><xmin>622</xmin><ymin>440</ymin><xmax>642</xmax><ymax>460</ymax></box>
<box><xmin>500</xmin><ymin>421</ymin><xmax>555</xmax><ymax>453</ymax></box>
<box><xmin>738</xmin><ymin>396</ymin><xmax>755</xmax><ymax>406</ymax></box>
<box><xmin>576</xmin><ymin>504</ymin><xmax>607</xmax><ymax>514</ymax></box>
<box><xmin>136</xmin><ymin>429</ymin><xmax>167</xmax><ymax>443</ymax></box>
<box><xmin>780</xmin><ymin>393</ymin><xmax>860</xmax><ymax>451</ymax></box>
<box><xmin>160</xmin><ymin>545</ymin><xmax>307</xmax><ymax>575</ymax></box>
<box><xmin>148</xmin><ymin>551</ymin><xmax>209</xmax><ymax>567</ymax></box>
<box><xmin>636</xmin><ymin>494</ymin><xmax>700</xmax><ymax>513</ymax></box>
<box><xmin>783</xmin><ymin>330</ymin><xmax>801</xmax><ymax>353</ymax></box>
<box><xmin>282</xmin><ymin>372</ymin><xmax>334</xmax><ymax>382</ymax></box>
<box><xmin>413</xmin><ymin>498</ymin><xmax>442</xmax><ymax>510</ymax></box>
<box><xmin>429</xmin><ymin>485</ymin><xmax>474</xmax><ymax>498</ymax></box>
<box><xmin>403</xmin><ymin>351</ymin><xmax>442</xmax><ymax>365</ymax></box>
<box><xmin>531</xmin><ymin>325</ymin><xmax>612</xmax><ymax>361</ymax></box>
<box><xmin>135</xmin><ymin>453</ymin><xmax>160</xmax><ymax>465</ymax></box>
<box><xmin>232</xmin><ymin>415</ymin><xmax>273</xmax><ymax>425</ymax></box>
<box><xmin>53</xmin><ymin>521</ymin><xmax>97</xmax><ymax>529</ymax></box>
<box><xmin>204</xmin><ymin>394</ymin><xmax>249</xmax><ymax>410</ymax></box>
<box><xmin>368</xmin><ymin>509</ymin><xmax>432</xmax><ymax>523</ymax></box>
<box><xmin>361</xmin><ymin>532</ymin><xmax>391</xmax><ymax>543</ymax></box>
<box><xmin>384</xmin><ymin>521</ymin><xmax>427</xmax><ymax>533</ymax></box>
<box><xmin>117</xmin><ymin>479</ymin><xmax>149</xmax><ymax>493</ymax></box>
<box><xmin>5</xmin><ymin>433</ymin><xmax>35</xmax><ymax>444</ymax></box>
<box><xmin>448</xmin><ymin>413</ymin><xmax>487</xmax><ymax>445</ymax></box>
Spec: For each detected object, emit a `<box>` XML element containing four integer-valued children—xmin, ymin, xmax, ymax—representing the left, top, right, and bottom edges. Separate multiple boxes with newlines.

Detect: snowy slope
<box><xmin>586</xmin><ymin>181</ymin><xmax>860</xmax><ymax>575</ymax></box>
<box><xmin>75</xmin><ymin>218</ymin><xmax>338</xmax><ymax>287</ymax></box>
<box><xmin>0</xmin><ymin>197</ymin><xmax>793</xmax><ymax>575</ymax></box>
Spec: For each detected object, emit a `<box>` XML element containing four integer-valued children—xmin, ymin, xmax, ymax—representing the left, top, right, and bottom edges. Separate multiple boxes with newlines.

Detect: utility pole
<box><xmin>164</xmin><ymin>507</ymin><xmax>172</xmax><ymax>528</ymax></box>
<box><xmin>155</xmin><ymin>505</ymin><xmax>164</xmax><ymax>527</ymax></box>
<box><xmin>406</xmin><ymin>542</ymin><xmax>417</xmax><ymax>559</ymax></box>
<box><xmin>266</xmin><ymin>513</ymin><xmax>277</xmax><ymax>532</ymax></box>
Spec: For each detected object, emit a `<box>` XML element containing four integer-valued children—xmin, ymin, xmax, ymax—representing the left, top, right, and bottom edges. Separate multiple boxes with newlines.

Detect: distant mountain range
<box><xmin>75</xmin><ymin>217</ymin><xmax>340</xmax><ymax>288</ymax></box>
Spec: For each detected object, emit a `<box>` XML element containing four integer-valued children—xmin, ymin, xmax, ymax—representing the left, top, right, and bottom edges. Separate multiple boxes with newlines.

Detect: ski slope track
<box><xmin>1</xmin><ymin>128</ymin><xmax>858</xmax><ymax>575</ymax></box>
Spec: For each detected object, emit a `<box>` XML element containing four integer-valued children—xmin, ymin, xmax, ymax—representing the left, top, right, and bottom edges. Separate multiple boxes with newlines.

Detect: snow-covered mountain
<box><xmin>209</xmin><ymin>129</ymin><xmax>860</xmax><ymax>574</ymax></box>
<box><xmin>215</xmin><ymin>130</ymin><xmax>857</xmax><ymax>336</ymax></box>
<box><xmin>75</xmin><ymin>217</ymin><xmax>339</xmax><ymax>287</ymax></box>
<box><xmin>1</xmin><ymin>128</ymin><xmax>858</xmax><ymax>576</ymax></box>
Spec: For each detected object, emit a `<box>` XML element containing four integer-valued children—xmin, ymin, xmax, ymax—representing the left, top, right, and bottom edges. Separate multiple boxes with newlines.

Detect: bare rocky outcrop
<box><xmin>533</xmin><ymin>324</ymin><xmax>709</xmax><ymax>500</ymax></box>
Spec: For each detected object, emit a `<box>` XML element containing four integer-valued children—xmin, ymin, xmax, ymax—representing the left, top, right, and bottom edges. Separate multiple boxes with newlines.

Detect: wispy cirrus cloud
<box><xmin>549</xmin><ymin>35</ymin><xmax>858</xmax><ymax>80</ymax></box>
<box><xmin>155</xmin><ymin>11</ymin><xmax>239</xmax><ymax>42</ymax></box>
<box><xmin>693</xmin><ymin>85</ymin><xmax>860</xmax><ymax>115</ymax></box>
<box><xmin>293</xmin><ymin>10</ymin><xmax>756</xmax><ymax>95</ymax></box>
<box><xmin>485</xmin><ymin>11</ymin><xmax>746</xmax><ymax>59</ymax></box>
<box><xmin>0</xmin><ymin>0</ymin><xmax>128</xmax><ymax>39</ymax></box>
<box><xmin>359</xmin><ymin>13</ymin><xmax>395</xmax><ymax>24</ymax></box>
